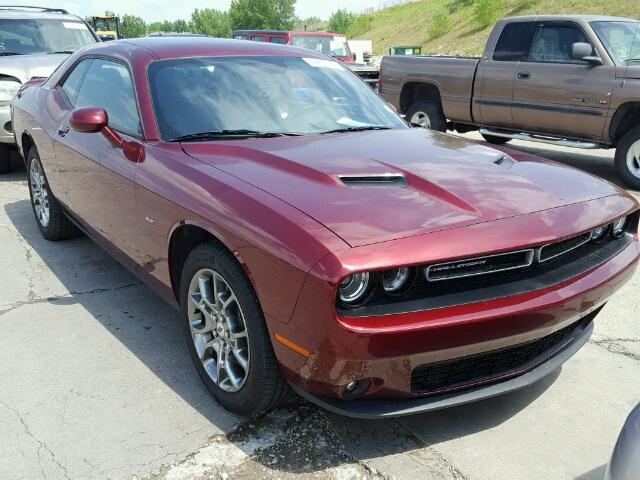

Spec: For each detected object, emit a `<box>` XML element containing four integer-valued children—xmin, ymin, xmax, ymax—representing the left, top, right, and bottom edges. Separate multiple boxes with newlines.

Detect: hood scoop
<box><xmin>339</xmin><ymin>174</ymin><xmax>407</xmax><ymax>187</ymax></box>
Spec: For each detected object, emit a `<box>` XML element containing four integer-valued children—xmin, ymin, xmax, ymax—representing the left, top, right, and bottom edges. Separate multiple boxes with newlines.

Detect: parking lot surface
<box><xmin>1</xmin><ymin>136</ymin><xmax>639</xmax><ymax>480</ymax></box>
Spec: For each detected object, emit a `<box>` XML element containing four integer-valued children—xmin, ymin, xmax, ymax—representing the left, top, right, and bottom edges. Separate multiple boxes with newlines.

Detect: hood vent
<box><xmin>339</xmin><ymin>174</ymin><xmax>407</xmax><ymax>187</ymax></box>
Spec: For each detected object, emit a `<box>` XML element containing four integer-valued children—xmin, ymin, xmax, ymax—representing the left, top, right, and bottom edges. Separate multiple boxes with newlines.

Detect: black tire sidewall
<box><xmin>0</xmin><ymin>143</ymin><xmax>9</xmax><ymax>174</ymax></box>
<box><xmin>406</xmin><ymin>100</ymin><xmax>447</xmax><ymax>132</ymax></box>
<box><xmin>615</xmin><ymin>128</ymin><xmax>640</xmax><ymax>190</ymax></box>
<box><xmin>179</xmin><ymin>243</ymin><xmax>280</xmax><ymax>416</ymax></box>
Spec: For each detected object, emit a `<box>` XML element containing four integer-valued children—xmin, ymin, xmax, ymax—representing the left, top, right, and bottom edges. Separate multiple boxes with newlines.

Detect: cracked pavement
<box><xmin>1</xmin><ymin>139</ymin><xmax>639</xmax><ymax>480</ymax></box>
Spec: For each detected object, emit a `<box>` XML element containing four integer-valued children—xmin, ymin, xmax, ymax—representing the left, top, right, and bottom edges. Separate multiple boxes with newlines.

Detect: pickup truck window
<box><xmin>527</xmin><ymin>24</ymin><xmax>592</xmax><ymax>64</ymax></box>
<box><xmin>591</xmin><ymin>21</ymin><xmax>640</xmax><ymax>64</ymax></box>
<box><xmin>493</xmin><ymin>22</ymin><xmax>535</xmax><ymax>61</ymax></box>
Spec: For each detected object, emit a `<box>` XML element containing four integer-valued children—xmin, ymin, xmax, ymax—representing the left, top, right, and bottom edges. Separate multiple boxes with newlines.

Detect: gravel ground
<box><xmin>1</xmin><ymin>137</ymin><xmax>639</xmax><ymax>480</ymax></box>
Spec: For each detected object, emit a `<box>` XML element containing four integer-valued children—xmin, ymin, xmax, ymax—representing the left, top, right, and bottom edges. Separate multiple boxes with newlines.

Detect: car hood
<box><xmin>182</xmin><ymin>129</ymin><xmax>620</xmax><ymax>247</ymax></box>
<box><xmin>0</xmin><ymin>53</ymin><xmax>69</xmax><ymax>83</ymax></box>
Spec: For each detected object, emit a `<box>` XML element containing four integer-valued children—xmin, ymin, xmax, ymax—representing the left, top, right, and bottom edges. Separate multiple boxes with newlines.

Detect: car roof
<box><xmin>0</xmin><ymin>6</ymin><xmax>84</xmax><ymax>21</ymax></box>
<box><xmin>503</xmin><ymin>14</ymin><xmax>637</xmax><ymax>23</ymax></box>
<box><xmin>116</xmin><ymin>36</ymin><xmax>328</xmax><ymax>60</ymax></box>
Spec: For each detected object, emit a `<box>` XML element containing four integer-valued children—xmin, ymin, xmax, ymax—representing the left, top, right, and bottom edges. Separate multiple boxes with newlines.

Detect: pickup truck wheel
<box><xmin>0</xmin><ymin>144</ymin><xmax>10</xmax><ymax>173</ymax></box>
<box><xmin>406</xmin><ymin>101</ymin><xmax>446</xmax><ymax>132</ymax></box>
<box><xmin>180</xmin><ymin>242</ymin><xmax>290</xmax><ymax>417</ymax></box>
<box><xmin>481</xmin><ymin>133</ymin><xmax>511</xmax><ymax>145</ymax></box>
<box><xmin>27</xmin><ymin>147</ymin><xmax>80</xmax><ymax>241</ymax></box>
<box><xmin>615</xmin><ymin>128</ymin><xmax>640</xmax><ymax>190</ymax></box>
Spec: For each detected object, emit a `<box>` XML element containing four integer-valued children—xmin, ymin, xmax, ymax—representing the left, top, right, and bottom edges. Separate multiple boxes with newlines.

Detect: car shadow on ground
<box><xmin>4</xmin><ymin>191</ymin><xmax>564</xmax><ymax>476</ymax></box>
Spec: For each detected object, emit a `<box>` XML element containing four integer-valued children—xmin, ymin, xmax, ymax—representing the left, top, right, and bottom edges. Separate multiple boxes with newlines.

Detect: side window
<box><xmin>74</xmin><ymin>59</ymin><xmax>141</xmax><ymax>136</ymax></box>
<box><xmin>251</xmin><ymin>36</ymin><xmax>267</xmax><ymax>42</ymax></box>
<box><xmin>528</xmin><ymin>24</ymin><xmax>592</xmax><ymax>63</ymax></box>
<box><xmin>61</xmin><ymin>59</ymin><xmax>92</xmax><ymax>105</ymax></box>
<box><xmin>270</xmin><ymin>36</ymin><xmax>287</xmax><ymax>44</ymax></box>
<box><xmin>493</xmin><ymin>22</ymin><xmax>535</xmax><ymax>61</ymax></box>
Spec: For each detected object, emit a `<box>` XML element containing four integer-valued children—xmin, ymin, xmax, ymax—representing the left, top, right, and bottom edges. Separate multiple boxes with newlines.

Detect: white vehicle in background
<box><xmin>348</xmin><ymin>39</ymin><xmax>373</xmax><ymax>64</ymax></box>
<box><xmin>0</xmin><ymin>5</ymin><xmax>99</xmax><ymax>173</ymax></box>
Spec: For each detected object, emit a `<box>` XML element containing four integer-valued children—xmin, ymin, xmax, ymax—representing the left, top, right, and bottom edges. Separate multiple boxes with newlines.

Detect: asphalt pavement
<box><xmin>1</xmin><ymin>135</ymin><xmax>639</xmax><ymax>480</ymax></box>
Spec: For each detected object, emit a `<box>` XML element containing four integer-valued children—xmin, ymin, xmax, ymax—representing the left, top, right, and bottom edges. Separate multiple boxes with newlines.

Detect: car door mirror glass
<box><xmin>571</xmin><ymin>42</ymin><xmax>602</xmax><ymax>65</ymax></box>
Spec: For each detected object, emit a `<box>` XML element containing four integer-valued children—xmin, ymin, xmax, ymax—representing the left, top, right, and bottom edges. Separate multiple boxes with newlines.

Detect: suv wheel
<box><xmin>180</xmin><ymin>242</ymin><xmax>290</xmax><ymax>416</ymax></box>
<box><xmin>27</xmin><ymin>147</ymin><xmax>79</xmax><ymax>240</ymax></box>
<box><xmin>0</xmin><ymin>144</ymin><xmax>10</xmax><ymax>173</ymax></box>
<box><xmin>615</xmin><ymin>128</ymin><xmax>640</xmax><ymax>190</ymax></box>
<box><xmin>406</xmin><ymin>100</ymin><xmax>446</xmax><ymax>132</ymax></box>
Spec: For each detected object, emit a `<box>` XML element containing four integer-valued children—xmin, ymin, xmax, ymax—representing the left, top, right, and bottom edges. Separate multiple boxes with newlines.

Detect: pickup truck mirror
<box><xmin>571</xmin><ymin>42</ymin><xmax>603</xmax><ymax>66</ymax></box>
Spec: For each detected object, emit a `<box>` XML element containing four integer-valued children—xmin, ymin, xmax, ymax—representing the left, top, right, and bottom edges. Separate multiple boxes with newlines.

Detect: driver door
<box><xmin>53</xmin><ymin>57</ymin><xmax>143</xmax><ymax>263</ymax></box>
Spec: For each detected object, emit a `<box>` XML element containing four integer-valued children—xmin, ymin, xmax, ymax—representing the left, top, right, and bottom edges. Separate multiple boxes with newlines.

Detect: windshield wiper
<box><xmin>170</xmin><ymin>129</ymin><xmax>302</xmax><ymax>142</ymax></box>
<box><xmin>48</xmin><ymin>50</ymin><xmax>75</xmax><ymax>54</ymax></box>
<box><xmin>0</xmin><ymin>52</ymin><xmax>24</xmax><ymax>56</ymax></box>
<box><xmin>321</xmin><ymin>126</ymin><xmax>393</xmax><ymax>134</ymax></box>
<box><xmin>624</xmin><ymin>57</ymin><xmax>640</xmax><ymax>63</ymax></box>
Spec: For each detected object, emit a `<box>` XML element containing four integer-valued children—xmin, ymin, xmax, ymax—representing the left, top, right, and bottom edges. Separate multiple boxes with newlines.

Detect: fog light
<box><xmin>342</xmin><ymin>378</ymin><xmax>372</xmax><ymax>399</ymax></box>
<box><xmin>612</xmin><ymin>218</ymin><xmax>627</xmax><ymax>238</ymax></box>
<box><xmin>4</xmin><ymin>121</ymin><xmax>12</xmax><ymax>134</ymax></box>
<box><xmin>591</xmin><ymin>224</ymin><xmax>608</xmax><ymax>242</ymax></box>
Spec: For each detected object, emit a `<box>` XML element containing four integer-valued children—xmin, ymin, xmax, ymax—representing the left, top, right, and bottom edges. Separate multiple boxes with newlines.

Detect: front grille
<box><xmin>427</xmin><ymin>249</ymin><xmax>534</xmax><ymax>282</ymax></box>
<box><xmin>410</xmin><ymin>314</ymin><xmax>594</xmax><ymax>394</ymax></box>
<box><xmin>539</xmin><ymin>231</ymin><xmax>592</xmax><ymax>262</ymax></box>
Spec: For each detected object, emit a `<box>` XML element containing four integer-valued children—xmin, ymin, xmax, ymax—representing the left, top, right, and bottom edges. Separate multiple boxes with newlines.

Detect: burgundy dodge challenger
<box><xmin>11</xmin><ymin>38</ymin><xmax>640</xmax><ymax>418</ymax></box>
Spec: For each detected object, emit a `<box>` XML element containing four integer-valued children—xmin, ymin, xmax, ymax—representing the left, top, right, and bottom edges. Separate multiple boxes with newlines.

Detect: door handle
<box><xmin>517</xmin><ymin>72</ymin><xmax>531</xmax><ymax>79</ymax></box>
<box><xmin>58</xmin><ymin>125</ymin><xmax>69</xmax><ymax>137</ymax></box>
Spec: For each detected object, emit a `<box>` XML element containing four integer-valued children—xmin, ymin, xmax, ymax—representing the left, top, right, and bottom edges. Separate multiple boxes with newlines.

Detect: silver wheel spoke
<box><xmin>29</xmin><ymin>159</ymin><xmax>50</xmax><ymax>228</ymax></box>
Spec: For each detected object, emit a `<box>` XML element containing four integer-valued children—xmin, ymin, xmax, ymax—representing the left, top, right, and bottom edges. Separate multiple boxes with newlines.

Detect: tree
<box><xmin>327</xmin><ymin>9</ymin><xmax>355</xmax><ymax>34</ymax></box>
<box><xmin>191</xmin><ymin>8</ymin><xmax>232</xmax><ymax>37</ymax></box>
<box><xmin>172</xmin><ymin>19</ymin><xmax>190</xmax><ymax>33</ymax></box>
<box><xmin>121</xmin><ymin>14</ymin><xmax>147</xmax><ymax>38</ymax></box>
<box><xmin>229</xmin><ymin>0</ymin><xmax>297</xmax><ymax>30</ymax></box>
<box><xmin>300</xmin><ymin>16</ymin><xmax>323</xmax><ymax>31</ymax></box>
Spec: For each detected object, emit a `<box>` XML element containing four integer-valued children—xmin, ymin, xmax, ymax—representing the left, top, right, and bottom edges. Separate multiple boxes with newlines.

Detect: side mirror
<box><xmin>69</xmin><ymin>107</ymin><xmax>107</xmax><ymax>133</ymax></box>
<box><xmin>571</xmin><ymin>42</ymin><xmax>603</xmax><ymax>65</ymax></box>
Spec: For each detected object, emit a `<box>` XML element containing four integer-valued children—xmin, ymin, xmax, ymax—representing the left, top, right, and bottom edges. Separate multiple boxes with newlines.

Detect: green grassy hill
<box><xmin>350</xmin><ymin>0</ymin><xmax>640</xmax><ymax>55</ymax></box>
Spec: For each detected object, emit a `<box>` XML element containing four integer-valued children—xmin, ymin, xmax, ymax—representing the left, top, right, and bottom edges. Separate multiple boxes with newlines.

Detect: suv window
<box><xmin>74</xmin><ymin>59</ymin><xmax>141</xmax><ymax>136</ymax></box>
<box><xmin>270</xmin><ymin>37</ymin><xmax>287</xmax><ymax>44</ymax></box>
<box><xmin>61</xmin><ymin>59</ymin><xmax>92</xmax><ymax>105</ymax></box>
<box><xmin>493</xmin><ymin>22</ymin><xmax>535</xmax><ymax>61</ymax></box>
<box><xmin>528</xmin><ymin>24</ymin><xmax>592</xmax><ymax>63</ymax></box>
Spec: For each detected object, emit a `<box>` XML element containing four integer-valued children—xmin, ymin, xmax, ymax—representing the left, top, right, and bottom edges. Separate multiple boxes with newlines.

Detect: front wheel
<box><xmin>180</xmin><ymin>242</ymin><xmax>290</xmax><ymax>416</ymax></box>
<box><xmin>405</xmin><ymin>100</ymin><xmax>447</xmax><ymax>132</ymax></box>
<box><xmin>615</xmin><ymin>128</ymin><xmax>640</xmax><ymax>190</ymax></box>
<box><xmin>27</xmin><ymin>147</ymin><xmax>79</xmax><ymax>240</ymax></box>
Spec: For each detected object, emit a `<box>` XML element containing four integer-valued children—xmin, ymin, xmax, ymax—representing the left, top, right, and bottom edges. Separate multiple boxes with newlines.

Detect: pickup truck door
<box><xmin>474</xmin><ymin>21</ymin><xmax>535</xmax><ymax>127</ymax></box>
<box><xmin>511</xmin><ymin>21</ymin><xmax>615</xmax><ymax>140</ymax></box>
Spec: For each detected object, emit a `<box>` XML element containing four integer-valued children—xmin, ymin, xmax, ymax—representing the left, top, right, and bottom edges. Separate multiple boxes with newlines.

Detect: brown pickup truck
<box><xmin>380</xmin><ymin>15</ymin><xmax>640</xmax><ymax>188</ymax></box>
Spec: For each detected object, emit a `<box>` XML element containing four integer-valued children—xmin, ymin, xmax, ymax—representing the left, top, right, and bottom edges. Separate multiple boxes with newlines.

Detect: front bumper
<box><xmin>290</xmin><ymin>318</ymin><xmax>593</xmax><ymax>418</ymax></box>
<box><xmin>0</xmin><ymin>104</ymin><xmax>14</xmax><ymax>143</ymax></box>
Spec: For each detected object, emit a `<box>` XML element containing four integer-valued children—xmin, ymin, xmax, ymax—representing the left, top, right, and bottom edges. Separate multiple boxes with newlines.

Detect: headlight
<box><xmin>612</xmin><ymin>217</ymin><xmax>627</xmax><ymax>238</ymax></box>
<box><xmin>381</xmin><ymin>267</ymin><xmax>411</xmax><ymax>294</ymax></box>
<box><xmin>0</xmin><ymin>79</ymin><xmax>21</xmax><ymax>102</ymax></box>
<box><xmin>339</xmin><ymin>272</ymin><xmax>372</xmax><ymax>307</ymax></box>
<box><xmin>591</xmin><ymin>224</ymin><xmax>609</xmax><ymax>242</ymax></box>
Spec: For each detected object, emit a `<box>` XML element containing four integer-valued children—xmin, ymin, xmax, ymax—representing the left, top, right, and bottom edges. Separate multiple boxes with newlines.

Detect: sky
<box><xmin>10</xmin><ymin>0</ymin><xmax>388</xmax><ymax>22</ymax></box>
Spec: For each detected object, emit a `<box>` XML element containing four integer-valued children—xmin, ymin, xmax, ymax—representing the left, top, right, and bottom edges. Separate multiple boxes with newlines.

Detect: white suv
<box><xmin>0</xmin><ymin>6</ymin><xmax>99</xmax><ymax>173</ymax></box>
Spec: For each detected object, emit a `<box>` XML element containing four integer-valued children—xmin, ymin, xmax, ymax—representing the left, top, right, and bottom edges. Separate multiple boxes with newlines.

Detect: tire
<box><xmin>27</xmin><ymin>147</ymin><xmax>79</xmax><ymax>240</ymax></box>
<box><xmin>406</xmin><ymin>100</ymin><xmax>447</xmax><ymax>132</ymax></box>
<box><xmin>0</xmin><ymin>143</ymin><xmax>10</xmax><ymax>174</ymax></box>
<box><xmin>481</xmin><ymin>133</ymin><xmax>511</xmax><ymax>145</ymax></box>
<box><xmin>180</xmin><ymin>242</ymin><xmax>290</xmax><ymax>417</ymax></box>
<box><xmin>614</xmin><ymin>127</ymin><xmax>640</xmax><ymax>190</ymax></box>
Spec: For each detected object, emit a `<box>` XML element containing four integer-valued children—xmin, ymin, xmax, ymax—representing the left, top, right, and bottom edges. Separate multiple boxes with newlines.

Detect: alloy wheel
<box><xmin>29</xmin><ymin>158</ymin><xmax>50</xmax><ymax>228</ymax></box>
<box><xmin>626</xmin><ymin>139</ymin><xmax>640</xmax><ymax>179</ymax></box>
<box><xmin>410</xmin><ymin>111</ymin><xmax>431</xmax><ymax>128</ymax></box>
<box><xmin>187</xmin><ymin>268</ymin><xmax>250</xmax><ymax>392</ymax></box>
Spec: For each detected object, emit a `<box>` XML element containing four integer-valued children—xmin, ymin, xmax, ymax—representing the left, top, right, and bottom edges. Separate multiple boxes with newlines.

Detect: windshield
<box><xmin>291</xmin><ymin>35</ymin><xmax>352</xmax><ymax>59</ymax></box>
<box><xmin>149</xmin><ymin>56</ymin><xmax>405</xmax><ymax>140</ymax></box>
<box><xmin>93</xmin><ymin>18</ymin><xmax>118</xmax><ymax>32</ymax></box>
<box><xmin>591</xmin><ymin>21</ymin><xmax>640</xmax><ymax>64</ymax></box>
<box><xmin>0</xmin><ymin>18</ymin><xmax>95</xmax><ymax>55</ymax></box>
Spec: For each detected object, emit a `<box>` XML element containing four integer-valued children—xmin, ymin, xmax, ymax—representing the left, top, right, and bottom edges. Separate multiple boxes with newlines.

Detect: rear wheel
<box><xmin>406</xmin><ymin>100</ymin><xmax>446</xmax><ymax>132</ymax></box>
<box><xmin>0</xmin><ymin>143</ymin><xmax>10</xmax><ymax>173</ymax></box>
<box><xmin>180</xmin><ymin>242</ymin><xmax>290</xmax><ymax>416</ymax></box>
<box><xmin>27</xmin><ymin>147</ymin><xmax>79</xmax><ymax>240</ymax></box>
<box><xmin>615</xmin><ymin>128</ymin><xmax>640</xmax><ymax>190</ymax></box>
<box><xmin>481</xmin><ymin>133</ymin><xmax>511</xmax><ymax>145</ymax></box>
